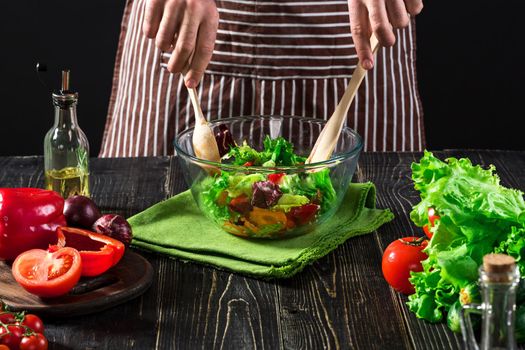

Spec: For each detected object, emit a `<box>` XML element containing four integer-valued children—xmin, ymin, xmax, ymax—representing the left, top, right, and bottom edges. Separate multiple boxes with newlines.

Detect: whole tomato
<box><xmin>382</xmin><ymin>236</ymin><xmax>428</xmax><ymax>295</ymax></box>
<box><xmin>21</xmin><ymin>314</ymin><xmax>45</xmax><ymax>334</ymax></box>
<box><xmin>0</xmin><ymin>324</ymin><xmax>24</xmax><ymax>350</ymax></box>
<box><xmin>19</xmin><ymin>333</ymin><xmax>48</xmax><ymax>350</ymax></box>
<box><xmin>0</xmin><ymin>312</ymin><xmax>16</xmax><ymax>324</ymax></box>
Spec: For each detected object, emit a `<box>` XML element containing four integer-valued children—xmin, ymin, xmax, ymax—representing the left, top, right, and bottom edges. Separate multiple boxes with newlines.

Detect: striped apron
<box><xmin>100</xmin><ymin>0</ymin><xmax>425</xmax><ymax>157</ymax></box>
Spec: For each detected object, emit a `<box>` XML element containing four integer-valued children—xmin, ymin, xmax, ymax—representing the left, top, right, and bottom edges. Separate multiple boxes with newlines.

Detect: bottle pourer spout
<box><xmin>61</xmin><ymin>70</ymin><xmax>70</xmax><ymax>92</ymax></box>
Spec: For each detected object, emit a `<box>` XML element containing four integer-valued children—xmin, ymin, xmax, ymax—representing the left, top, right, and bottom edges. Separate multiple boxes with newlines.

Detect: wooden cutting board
<box><xmin>0</xmin><ymin>250</ymin><xmax>154</xmax><ymax>317</ymax></box>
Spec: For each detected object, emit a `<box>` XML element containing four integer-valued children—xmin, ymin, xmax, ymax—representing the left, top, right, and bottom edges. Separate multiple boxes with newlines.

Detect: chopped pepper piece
<box><xmin>56</xmin><ymin>226</ymin><xmax>125</xmax><ymax>277</ymax></box>
<box><xmin>248</xmin><ymin>207</ymin><xmax>287</xmax><ymax>227</ymax></box>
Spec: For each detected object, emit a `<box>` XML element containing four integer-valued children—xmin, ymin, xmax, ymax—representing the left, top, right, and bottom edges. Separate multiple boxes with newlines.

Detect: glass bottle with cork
<box><xmin>461</xmin><ymin>253</ymin><xmax>520</xmax><ymax>350</ymax></box>
<box><xmin>44</xmin><ymin>70</ymin><xmax>90</xmax><ymax>198</ymax></box>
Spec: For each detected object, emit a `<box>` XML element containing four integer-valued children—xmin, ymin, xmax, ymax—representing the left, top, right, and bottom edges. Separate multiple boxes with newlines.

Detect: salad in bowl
<box><xmin>175</xmin><ymin>116</ymin><xmax>362</xmax><ymax>239</ymax></box>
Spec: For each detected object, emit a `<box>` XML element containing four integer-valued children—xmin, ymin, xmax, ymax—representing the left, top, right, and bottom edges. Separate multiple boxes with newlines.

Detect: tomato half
<box><xmin>12</xmin><ymin>247</ymin><xmax>82</xmax><ymax>298</ymax></box>
<box><xmin>382</xmin><ymin>236</ymin><xmax>428</xmax><ymax>295</ymax></box>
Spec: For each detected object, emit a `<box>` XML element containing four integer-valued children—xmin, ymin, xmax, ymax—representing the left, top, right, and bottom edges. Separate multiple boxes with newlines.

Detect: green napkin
<box><xmin>129</xmin><ymin>182</ymin><xmax>394</xmax><ymax>279</ymax></box>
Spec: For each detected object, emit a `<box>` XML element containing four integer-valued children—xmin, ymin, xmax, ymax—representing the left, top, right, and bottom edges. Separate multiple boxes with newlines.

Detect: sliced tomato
<box><xmin>267</xmin><ymin>173</ymin><xmax>285</xmax><ymax>184</ymax></box>
<box><xmin>228</xmin><ymin>194</ymin><xmax>253</xmax><ymax>214</ymax></box>
<box><xmin>12</xmin><ymin>247</ymin><xmax>82</xmax><ymax>298</ymax></box>
<box><xmin>243</xmin><ymin>161</ymin><xmax>253</xmax><ymax>166</ymax></box>
<box><xmin>289</xmin><ymin>204</ymin><xmax>320</xmax><ymax>225</ymax></box>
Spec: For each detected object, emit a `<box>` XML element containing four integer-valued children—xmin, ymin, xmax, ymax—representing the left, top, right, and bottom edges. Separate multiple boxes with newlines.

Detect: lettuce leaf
<box><xmin>198</xmin><ymin>172</ymin><xmax>231</xmax><ymax>222</ymax></box>
<box><xmin>279</xmin><ymin>170</ymin><xmax>336</xmax><ymax>211</ymax></box>
<box><xmin>227</xmin><ymin>173</ymin><xmax>265</xmax><ymax>198</ymax></box>
<box><xmin>225</xmin><ymin>136</ymin><xmax>306</xmax><ymax>166</ymax></box>
<box><xmin>407</xmin><ymin>151</ymin><xmax>525</xmax><ymax>327</ymax></box>
<box><xmin>273</xmin><ymin>194</ymin><xmax>310</xmax><ymax>212</ymax></box>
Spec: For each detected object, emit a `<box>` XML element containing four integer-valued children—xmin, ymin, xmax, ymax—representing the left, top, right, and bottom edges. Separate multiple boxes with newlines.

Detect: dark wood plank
<box><xmin>0</xmin><ymin>156</ymin><xmax>44</xmax><ymax>187</ymax></box>
<box><xmin>274</xmin><ymin>152</ymin><xmax>413</xmax><ymax>350</ymax></box>
<box><xmin>142</xmin><ymin>155</ymin><xmax>283</xmax><ymax>349</ymax></box>
<box><xmin>276</xmin><ymin>233</ymin><xmax>413</xmax><ymax>350</ymax></box>
<box><xmin>359</xmin><ymin>152</ymin><xmax>464</xmax><ymax>350</ymax></box>
<box><xmin>1</xmin><ymin>152</ymin><xmax>523</xmax><ymax>350</ymax></box>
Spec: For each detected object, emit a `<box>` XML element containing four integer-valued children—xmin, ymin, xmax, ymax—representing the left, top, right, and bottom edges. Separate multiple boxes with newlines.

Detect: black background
<box><xmin>0</xmin><ymin>0</ymin><xmax>523</xmax><ymax>157</ymax></box>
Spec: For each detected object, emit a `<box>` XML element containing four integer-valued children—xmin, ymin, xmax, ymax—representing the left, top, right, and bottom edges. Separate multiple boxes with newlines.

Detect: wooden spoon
<box><xmin>186</xmin><ymin>86</ymin><xmax>221</xmax><ymax>164</ymax></box>
<box><xmin>306</xmin><ymin>34</ymin><xmax>380</xmax><ymax>164</ymax></box>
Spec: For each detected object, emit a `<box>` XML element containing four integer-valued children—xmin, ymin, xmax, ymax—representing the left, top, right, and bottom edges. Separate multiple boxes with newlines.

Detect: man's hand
<box><xmin>348</xmin><ymin>0</ymin><xmax>423</xmax><ymax>69</ymax></box>
<box><xmin>143</xmin><ymin>0</ymin><xmax>219</xmax><ymax>88</ymax></box>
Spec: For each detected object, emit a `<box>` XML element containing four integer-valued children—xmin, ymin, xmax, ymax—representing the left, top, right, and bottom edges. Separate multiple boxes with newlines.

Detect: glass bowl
<box><xmin>174</xmin><ymin>116</ymin><xmax>363</xmax><ymax>239</ymax></box>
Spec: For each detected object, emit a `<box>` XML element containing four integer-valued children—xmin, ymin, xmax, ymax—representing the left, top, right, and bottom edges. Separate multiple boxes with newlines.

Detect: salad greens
<box><xmin>198</xmin><ymin>136</ymin><xmax>336</xmax><ymax>238</ymax></box>
<box><xmin>225</xmin><ymin>136</ymin><xmax>307</xmax><ymax>166</ymax></box>
<box><xmin>407</xmin><ymin>151</ymin><xmax>525</xmax><ymax>326</ymax></box>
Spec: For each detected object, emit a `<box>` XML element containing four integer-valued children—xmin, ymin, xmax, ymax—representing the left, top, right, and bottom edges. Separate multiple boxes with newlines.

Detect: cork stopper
<box><xmin>483</xmin><ymin>254</ymin><xmax>516</xmax><ymax>283</ymax></box>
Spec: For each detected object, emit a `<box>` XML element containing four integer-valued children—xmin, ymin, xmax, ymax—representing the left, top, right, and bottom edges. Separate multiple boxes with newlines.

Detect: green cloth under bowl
<box><xmin>129</xmin><ymin>182</ymin><xmax>394</xmax><ymax>279</ymax></box>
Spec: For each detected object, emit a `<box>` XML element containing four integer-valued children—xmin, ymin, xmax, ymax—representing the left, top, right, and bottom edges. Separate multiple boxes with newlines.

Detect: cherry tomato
<box><xmin>0</xmin><ymin>312</ymin><xmax>16</xmax><ymax>324</ymax></box>
<box><xmin>288</xmin><ymin>204</ymin><xmax>320</xmax><ymax>225</ymax></box>
<box><xmin>382</xmin><ymin>236</ymin><xmax>428</xmax><ymax>295</ymax></box>
<box><xmin>0</xmin><ymin>324</ymin><xmax>24</xmax><ymax>350</ymax></box>
<box><xmin>19</xmin><ymin>333</ymin><xmax>48</xmax><ymax>350</ymax></box>
<box><xmin>12</xmin><ymin>247</ymin><xmax>82</xmax><ymax>298</ymax></box>
<box><xmin>267</xmin><ymin>173</ymin><xmax>285</xmax><ymax>184</ymax></box>
<box><xmin>228</xmin><ymin>195</ymin><xmax>252</xmax><ymax>215</ymax></box>
<box><xmin>243</xmin><ymin>161</ymin><xmax>253</xmax><ymax>166</ymax></box>
<box><xmin>20</xmin><ymin>314</ymin><xmax>44</xmax><ymax>334</ymax></box>
<box><xmin>423</xmin><ymin>207</ymin><xmax>440</xmax><ymax>239</ymax></box>
<box><xmin>0</xmin><ymin>344</ymin><xmax>10</xmax><ymax>350</ymax></box>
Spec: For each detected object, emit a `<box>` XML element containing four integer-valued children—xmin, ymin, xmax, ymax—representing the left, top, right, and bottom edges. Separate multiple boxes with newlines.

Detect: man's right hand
<box><xmin>143</xmin><ymin>0</ymin><xmax>219</xmax><ymax>88</ymax></box>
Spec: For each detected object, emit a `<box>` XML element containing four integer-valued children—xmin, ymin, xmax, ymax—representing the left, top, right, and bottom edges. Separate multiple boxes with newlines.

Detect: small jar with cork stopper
<box><xmin>461</xmin><ymin>253</ymin><xmax>520</xmax><ymax>350</ymax></box>
<box><xmin>44</xmin><ymin>70</ymin><xmax>90</xmax><ymax>198</ymax></box>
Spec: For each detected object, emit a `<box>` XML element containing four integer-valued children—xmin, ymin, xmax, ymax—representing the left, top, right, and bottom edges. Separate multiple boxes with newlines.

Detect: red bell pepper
<box><xmin>56</xmin><ymin>226</ymin><xmax>125</xmax><ymax>277</ymax></box>
<box><xmin>0</xmin><ymin>188</ymin><xmax>66</xmax><ymax>261</ymax></box>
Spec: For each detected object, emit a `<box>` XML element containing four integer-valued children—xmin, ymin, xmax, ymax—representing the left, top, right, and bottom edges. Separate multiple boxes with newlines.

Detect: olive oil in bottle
<box><xmin>45</xmin><ymin>166</ymin><xmax>89</xmax><ymax>199</ymax></box>
<box><xmin>44</xmin><ymin>70</ymin><xmax>90</xmax><ymax>198</ymax></box>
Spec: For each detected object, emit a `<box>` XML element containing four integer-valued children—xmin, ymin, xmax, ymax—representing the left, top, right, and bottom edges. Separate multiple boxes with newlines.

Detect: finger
<box><xmin>167</xmin><ymin>11</ymin><xmax>200</xmax><ymax>74</ymax></box>
<box><xmin>386</xmin><ymin>0</ymin><xmax>410</xmax><ymax>28</ymax></box>
<box><xmin>348</xmin><ymin>0</ymin><xmax>374</xmax><ymax>69</ymax></box>
<box><xmin>155</xmin><ymin>1</ymin><xmax>184</xmax><ymax>51</ymax></box>
<box><xmin>367</xmin><ymin>0</ymin><xmax>396</xmax><ymax>47</ymax></box>
<box><xmin>185</xmin><ymin>9</ymin><xmax>219</xmax><ymax>88</ymax></box>
<box><xmin>143</xmin><ymin>0</ymin><xmax>164</xmax><ymax>38</ymax></box>
<box><xmin>404</xmin><ymin>0</ymin><xmax>424</xmax><ymax>16</ymax></box>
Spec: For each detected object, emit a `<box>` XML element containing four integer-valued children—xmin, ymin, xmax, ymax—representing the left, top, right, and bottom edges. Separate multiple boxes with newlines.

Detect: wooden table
<box><xmin>1</xmin><ymin>150</ymin><xmax>523</xmax><ymax>350</ymax></box>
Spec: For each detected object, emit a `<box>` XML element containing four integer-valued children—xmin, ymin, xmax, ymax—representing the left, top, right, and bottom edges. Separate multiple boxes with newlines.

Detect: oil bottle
<box><xmin>44</xmin><ymin>70</ymin><xmax>90</xmax><ymax>198</ymax></box>
<box><xmin>461</xmin><ymin>253</ymin><xmax>520</xmax><ymax>350</ymax></box>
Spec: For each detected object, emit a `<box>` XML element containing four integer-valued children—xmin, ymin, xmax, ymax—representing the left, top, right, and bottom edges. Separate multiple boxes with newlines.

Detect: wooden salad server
<box><xmin>306</xmin><ymin>34</ymin><xmax>380</xmax><ymax>164</ymax></box>
<box><xmin>186</xmin><ymin>86</ymin><xmax>221</xmax><ymax>164</ymax></box>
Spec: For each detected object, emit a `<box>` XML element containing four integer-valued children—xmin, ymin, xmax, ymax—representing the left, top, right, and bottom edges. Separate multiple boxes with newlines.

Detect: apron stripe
<box><xmin>163</xmin><ymin>73</ymin><xmax>174</xmax><ymax>156</ymax></box>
